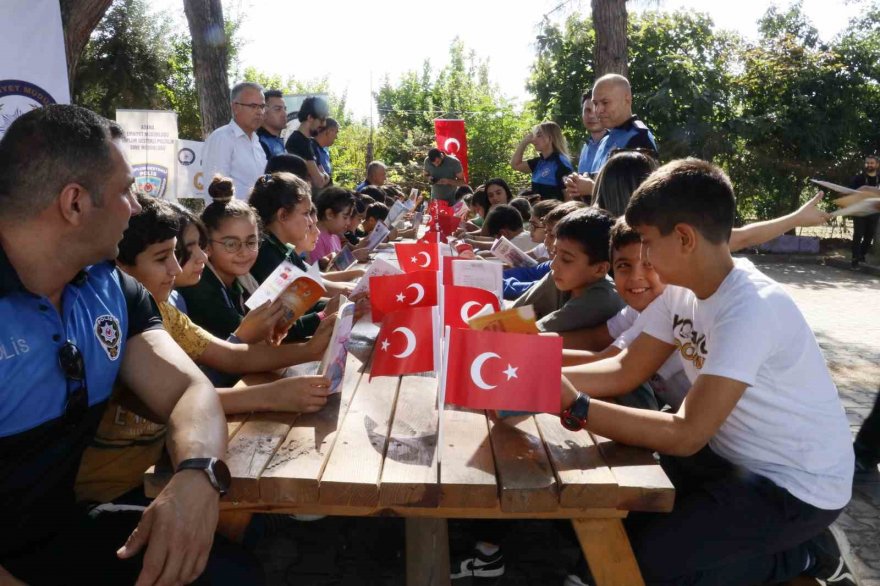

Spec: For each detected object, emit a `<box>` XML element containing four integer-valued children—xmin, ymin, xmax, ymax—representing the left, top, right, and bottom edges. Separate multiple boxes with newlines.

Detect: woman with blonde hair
<box><xmin>510</xmin><ymin>120</ymin><xmax>575</xmax><ymax>201</ymax></box>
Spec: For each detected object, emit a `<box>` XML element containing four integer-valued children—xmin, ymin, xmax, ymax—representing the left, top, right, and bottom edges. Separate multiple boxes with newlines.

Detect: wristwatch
<box><xmin>560</xmin><ymin>392</ymin><xmax>591</xmax><ymax>432</ymax></box>
<box><xmin>175</xmin><ymin>458</ymin><xmax>232</xmax><ymax>496</ymax></box>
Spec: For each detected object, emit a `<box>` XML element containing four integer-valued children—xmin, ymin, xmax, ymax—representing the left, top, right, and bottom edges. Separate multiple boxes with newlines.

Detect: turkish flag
<box><xmin>434</xmin><ymin>119</ymin><xmax>469</xmax><ymax>182</ymax></box>
<box><xmin>371</xmin><ymin>306</ymin><xmax>436</xmax><ymax>380</ymax></box>
<box><xmin>444</xmin><ymin>285</ymin><xmax>500</xmax><ymax>329</ymax></box>
<box><xmin>396</xmin><ymin>241</ymin><xmax>440</xmax><ymax>273</ymax></box>
<box><xmin>419</xmin><ymin>230</ymin><xmax>442</xmax><ymax>244</ymax></box>
<box><xmin>444</xmin><ymin>328</ymin><xmax>562</xmax><ymax>413</ymax></box>
<box><xmin>435</xmin><ymin>214</ymin><xmax>461</xmax><ymax>238</ymax></box>
<box><xmin>369</xmin><ymin>270</ymin><xmax>438</xmax><ymax>322</ymax></box>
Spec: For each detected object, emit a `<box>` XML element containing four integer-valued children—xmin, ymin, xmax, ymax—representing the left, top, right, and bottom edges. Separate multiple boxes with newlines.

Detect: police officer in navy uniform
<box><xmin>0</xmin><ymin>105</ymin><xmax>260</xmax><ymax>585</ymax></box>
<box><xmin>588</xmin><ymin>73</ymin><xmax>659</xmax><ymax>175</ymax></box>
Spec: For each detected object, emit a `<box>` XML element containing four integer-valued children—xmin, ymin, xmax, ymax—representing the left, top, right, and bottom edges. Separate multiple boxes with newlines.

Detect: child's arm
<box><xmin>218</xmin><ymin>375</ymin><xmax>332</xmax><ymax>414</ymax></box>
<box><xmin>729</xmin><ymin>192</ymin><xmax>830</xmax><ymax>252</ymax></box>
<box><xmin>562</xmin><ymin>345</ymin><xmax>620</xmax><ymax>366</ymax></box>
<box><xmin>559</xmin><ymin>322</ymin><xmax>615</xmax><ymax>352</ymax></box>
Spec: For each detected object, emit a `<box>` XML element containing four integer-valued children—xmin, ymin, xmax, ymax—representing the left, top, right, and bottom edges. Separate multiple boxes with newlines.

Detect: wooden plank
<box><xmin>438</xmin><ymin>407</ymin><xmax>497</xmax><ymax>509</ymax></box>
<box><xmin>260</xmin><ymin>350</ymin><xmax>366</xmax><ymax>504</ymax></box>
<box><xmin>405</xmin><ymin>518</ymin><xmax>451</xmax><ymax>586</ymax></box>
<box><xmin>488</xmin><ymin>414</ymin><xmax>558</xmax><ymax>513</ymax></box>
<box><xmin>534</xmin><ymin>413</ymin><xmax>618</xmax><ymax>509</ymax></box>
<box><xmin>319</xmin><ymin>370</ymin><xmax>401</xmax><ymax>507</ymax></box>
<box><xmin>226</xmin><ymin>412</ymin><xmax>249</xmax><ymax>439</ymax></box>
<box><xmin>225</xmin><ymin>412</ymin><xmax>298</xmax><ymax>502</ymax></box>
<box><xmin>589</xmin><ymin>433</ymin><xmax>675</xmax><ymax>513</ymax></box>
<box><xmin>379</xmin><ymin>376</ymin><xmax>440</xmax><ymax>507</ymax></box>
<box><xmin>572</xmin><ymin>518</ymin><xmax>644</xmax><ymax>586</ymax></box>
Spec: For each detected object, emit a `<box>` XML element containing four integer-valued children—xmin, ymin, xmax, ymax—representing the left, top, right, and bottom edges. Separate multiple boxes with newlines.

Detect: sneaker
<box><xmin>563</xmin><ymin>575</ymin><xmax>591</xmax><ymax>586</ymax></box>
<box><xmin>562</xmin><ymin>556</ymin><xmax>594</xmax><ymax>586</ymax></box>
<box><xmin>806</xmin><ymin>524</ymin><xmax>862</xmax><ymax>585</ymax></box>
<box><xmin>450</xmin><ymin>547</ymin><xmax>505</xmax><ymax>580</ymax></box>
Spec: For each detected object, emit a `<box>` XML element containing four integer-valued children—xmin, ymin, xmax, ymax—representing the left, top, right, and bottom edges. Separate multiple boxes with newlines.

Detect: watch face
<box><xmin>562</xmin><ymin>415</ymin><xmax>580</xmax><ymax>432</ymax></box>
<box><xmin>211</xmin><ymin>459</ymin><xmax>232</xmax><ymax>493</ymax></box>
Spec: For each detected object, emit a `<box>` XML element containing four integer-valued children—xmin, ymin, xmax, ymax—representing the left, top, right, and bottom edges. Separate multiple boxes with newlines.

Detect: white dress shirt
<box><xmin>201</xmin><ymin>120</ymin><xmax>267</xmax><ymax>200</ymax></box>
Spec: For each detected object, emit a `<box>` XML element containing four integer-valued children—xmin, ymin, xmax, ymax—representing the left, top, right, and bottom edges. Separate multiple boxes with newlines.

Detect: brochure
<box><xmin>490</xmin><ymin>236</ymin><xmax>537</xmax><ymax>268</ymax></box>
<box><xmin>468</xmin><ymin>305</ymin><xmax>539</xmax><ymax>334</ymax></box>
<box><xmin>831</xmin><ymin>198</ymin><xmax>880</xmax><ymax>217</ymax></box>
<box><xmin>350</xmin><ymin>257</ymin><xmax>403</xmax><ymax>297</ymax></box>
<box><xmin>245</xmin><ymin>260</ymin><xmax>326</xmax><ymax>326</ymax></box>
<box><xmin>810</xmin><ymin>179</ymin><xmax>858</xmax><ymax>195</ymax></box>
<box><xmin>319</xmin><ymin>297</ymin><xmax>355</xmax><ymax>394</ymax></box>
<box><xmin>362</xmin><ymin>221</ymin><xmax>391</xmax><ymax>251</ymax></box>
<box><xmin>386</xmin><ymin>199</ymin><xmax>415</xmax><ymax>227</ymax></box>
<box><xmin>330</xmin><ymin>245</ymin><xmax>357</xmax><ymax>271</ymax></box>
<box><xmin>832</xmin><ymin>189</ymin><xmax>880</xmax><ymax>209</ymax></box>
<box><xmin>451</xmin><ymin>259</ymin><xmax>503</xmax><ymax>303</ymax></box>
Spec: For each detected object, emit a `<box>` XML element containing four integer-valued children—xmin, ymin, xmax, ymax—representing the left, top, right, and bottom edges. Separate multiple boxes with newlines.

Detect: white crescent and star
<box><xmin>443</xmin><ymin>137</ymin><xmax>461</xmax><ymax>154</ymax></box>
<box><xmin>391</xmin><ymin>327</ymin><xmax>416</xmax><ymax>358</ymax></box>
<box><xmin>406</xmin><ymin>283</ymin><xmax>425</xmax><ymax>305</ymax></box>
<box><xmin>469</xmin><ymin>352</ymin><xmax>518</xmax><ymax>390</ymax></box>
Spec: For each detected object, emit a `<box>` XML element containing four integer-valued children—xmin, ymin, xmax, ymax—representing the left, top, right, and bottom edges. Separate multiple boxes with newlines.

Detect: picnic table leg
<box><xmin>572</xmin><ymin>518</ymin><xmax>644</xmax><ymax>586</ymax></box>
<box><xmin>216</xmin><ymin>511</ymin><xmax>253</xmax><ymax>544</ymax></box>
<box><xmin>405</xmin><ymin>517</ymin><xmax>451</xmax><ymax>586</ymax></box>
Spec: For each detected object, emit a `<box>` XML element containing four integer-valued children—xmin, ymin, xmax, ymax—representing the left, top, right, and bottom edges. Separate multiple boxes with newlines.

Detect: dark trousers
<box><xmin>855</xmin><ymin>386</ymin><xmax>880</xmax><ymax>466</ymax></box>
<box><xmin>852</xmin><ymin>214</ymin><xmax>880</xmax><ymax>260</ymax></box>
<box><xmin>2</xmin><ymin>506</ymin><xmax>265</xmax><ymax>586</ymax></box>
<box><xmin>624</xmin><ymin>446</ymin><xmax>842</xmax><ymax>586</ymax></box>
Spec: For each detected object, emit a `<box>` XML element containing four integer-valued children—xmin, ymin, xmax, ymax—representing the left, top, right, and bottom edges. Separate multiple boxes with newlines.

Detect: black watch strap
<box><xmin>176</xmin><ymin>457</ymin><xmax>231</xmax><ymax>496</ymax></box>
<box><xmin>561</xmin><ymin>392</ymin><xmax>591</xmax><ymax>431</ymax></box>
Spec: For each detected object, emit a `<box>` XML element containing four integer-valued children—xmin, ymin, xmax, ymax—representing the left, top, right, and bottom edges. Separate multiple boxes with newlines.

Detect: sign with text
<box><xmin>116</xmin><ymin>110</ymin><xmax>179</xmax><ymax>201</ymax></box>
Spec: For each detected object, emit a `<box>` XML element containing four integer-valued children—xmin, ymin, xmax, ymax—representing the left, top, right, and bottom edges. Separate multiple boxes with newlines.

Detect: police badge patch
<box><xmin>132</xmin><ymin>164</ymin><xmax>169</xmax><ymax>199</ymax></box>
<box><xmin>94</xmin><ymin>314</ymin><xmax>122</xmax><ymax>360</ymax></box>
<box><xmin>0</xmin><ymin>79</ymin><xmax>56</xmax><ymax>138</ymax></box>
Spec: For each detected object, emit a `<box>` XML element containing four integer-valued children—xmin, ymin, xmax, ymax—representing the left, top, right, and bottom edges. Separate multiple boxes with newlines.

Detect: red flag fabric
<box><xmin>371</xmin><ymin>306</ymin><xmax>436</xmax><ymax>379</ymax></box>
<box><xmin>395</xmin><ymin>241</ymin><xmax>440</xmax><ymax>273</ymax></box>
<box><xmin>444</xmin><ymin>329</ymin><xmax>562</xmax><ymax>413</ymax></box>
<box><xmin>444</xmin><ymin>285</ymin><xmax>500</xmax><ymax>329</ymax></box>
<box><xmin>434</xmin><ymin>214</ymin><xmax>461</xmax><ymax>238</ymax></box>
<box><xmin>369</xmin><ymin>270</ymin><xmax>438</xmax><ymax>323</ymax></box>
<box><xmin>419</xmin><ymin>230</ymin><xmax>442</xmax><ymax>244</ymax></box>
<box><xmin>434</xmin><ymin>119</ymin><xmax>469</xmax><ymax>182</ymax></box>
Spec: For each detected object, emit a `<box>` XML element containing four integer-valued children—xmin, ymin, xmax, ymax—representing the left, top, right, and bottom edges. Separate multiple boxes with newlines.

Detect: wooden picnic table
<box><xmin>146</xmin><ymin>318</ymin><xmax>674</xmax><ymax>586</ymax></box>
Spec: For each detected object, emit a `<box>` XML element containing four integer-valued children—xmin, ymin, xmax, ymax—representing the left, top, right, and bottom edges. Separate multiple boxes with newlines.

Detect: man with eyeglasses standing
<box><xmin>257</xmin><ymin>89</ymin><xmax>288</xmax><ymax>161</ymax></box>
<box><xmin>202</xmin><ymin>81</ymin><xmax>269</xmax><ymax>200</ymax></box>
<box><xmin>0</xmin><ymin>105</ymin><xmax>260</xmax><ymax>584</ymax></box>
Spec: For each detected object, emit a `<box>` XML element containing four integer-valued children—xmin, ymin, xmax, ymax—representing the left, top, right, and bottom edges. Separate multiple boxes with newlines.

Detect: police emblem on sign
<box><xmin>132</xmin><ymin>164</ymin><xmax>169</xmax><ymax>198</ymax></box>
<box><xmin>94</xmin><ymin>314</ymin><xmax>122</xmax><ymax>361</ymax></box>
<box><xmin>0</xmin><ymin>79</ymin><xmax>56</xmax><ymax>138</ymax></box>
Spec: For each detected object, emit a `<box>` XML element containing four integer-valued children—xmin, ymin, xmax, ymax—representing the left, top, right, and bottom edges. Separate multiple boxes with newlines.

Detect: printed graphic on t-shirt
<box><xmin>672</xmin><ymin>313</ymin><xmax>707</xmax><ymax>369</ymax></box>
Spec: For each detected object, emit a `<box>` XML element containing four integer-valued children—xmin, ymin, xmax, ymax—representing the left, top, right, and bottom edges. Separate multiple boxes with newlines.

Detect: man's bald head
<box><xmin>592</xmin><ymin>74</ymin><xmax>633</xmax><ymax>129</ymax></box>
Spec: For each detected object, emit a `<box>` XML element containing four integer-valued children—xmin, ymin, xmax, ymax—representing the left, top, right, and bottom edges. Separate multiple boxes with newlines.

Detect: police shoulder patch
<box><xmin>94</xmin><ymin>314</ymin><xmax>122</xmax><ymax>361</ymax></box>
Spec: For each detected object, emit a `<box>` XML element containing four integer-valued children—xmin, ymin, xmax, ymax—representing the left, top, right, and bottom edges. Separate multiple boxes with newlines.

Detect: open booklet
<box><xmin>349</xmin><ymin>257</ymin><xmax>403</xmax><ymax>297</ymax></box>
<box><xmin>810</xmin><ymin>179</ymin><xmax>859</xmax><ymax>195</ymax></box>
<box><xmin>361</xmin><ymin>221</ymin><xmax>391</xmax><ymax>252</ymax></box>
<box><xmin>330</xmin><ymin>244</ymin><xmax>357</xmax><ymax>271</ymax></box>
<box><xmin>386</xmin><ymin>199</ymin><xmax>415</xmax><ymax>227</ymax></box>
<box><xmin>467</xmin><ymin>305</ymin><xmax>539</xmax><ymax>333</ymax></box>
<box><xmin>831</xmin><ymin>197</ymin><xmax>880</xmax><ymax>217</ymax></box>
<box><xmin>490</xmin><ymin>236</ymin><xmax>537</xmax><ymax>268</ymax></box>
<box><xmin>318</xmin><ymin>297</ymin><xmax>355</xmax><ymax>394</ymax></box>
<box><xmin>245</xmin><ymin>259</ymin><xmax>326</xmax><ymax>328</ymax></box>
<box><xmin>450</xmin><ymin>258</ymin><xmax>504</xmax><ymax>304</ymax></box>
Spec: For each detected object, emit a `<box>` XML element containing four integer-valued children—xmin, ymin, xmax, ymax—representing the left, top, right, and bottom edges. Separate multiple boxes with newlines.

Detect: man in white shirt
<box><xmin>201</xmin><ymin>82</ymin><xmax>268</xmax><ymax>200</ymax></box>
<box><xmin>560</xmin><ymin>159</ymin><xmax>857</xmax><ymax>585</ymax></box>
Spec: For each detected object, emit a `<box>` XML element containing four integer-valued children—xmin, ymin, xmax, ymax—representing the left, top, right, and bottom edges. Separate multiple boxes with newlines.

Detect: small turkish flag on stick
<box><xmin>371</xmin><ymin>306</ymin><xmax>436</xmax><ymax>380</ymax></box>
<box><xmin>444</xmin><ymin>285</ymin><xmax>500</xmax><ymax>329</ymax></box>
<box><xmin>369</xmin><ymin>270</ymin><xmax>438</xmax><ymax>323</ymax></box>
<box><xmin>396</xmin><ymin>241</ymin><xmax>440</xmax><ymax>273</ymax></box>
<box><xmin>443</xmin><ymin>328</ymin><xmax>562</xmax><ymax>413</ymax></box>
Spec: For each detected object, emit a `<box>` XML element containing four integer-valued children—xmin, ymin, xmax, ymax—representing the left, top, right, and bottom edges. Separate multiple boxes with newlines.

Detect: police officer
<box><xmin>0</xmin><ymin>105</ymin><xmax>248</xmax><ymax>585</ymax></box>
<box><xmin>588</xmin><ymin>73</ymin><xmax>659</xmax><ymax>175</ymax></box>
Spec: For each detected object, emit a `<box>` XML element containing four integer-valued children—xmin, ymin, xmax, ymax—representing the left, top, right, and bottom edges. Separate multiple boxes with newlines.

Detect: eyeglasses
<box><xmin>211</xmin><ymin>237</ymin><xmax>260</xmax><ymax>254</ymax></box>
<box><xmin>59</xmin><ymin>341</ymin><xmax>88</xmax><ymax>424</ymax></box>
<box><xmin>233</xmin><ymin>102</ymin><xmax>267</xmax><ymax>112</ymax></box>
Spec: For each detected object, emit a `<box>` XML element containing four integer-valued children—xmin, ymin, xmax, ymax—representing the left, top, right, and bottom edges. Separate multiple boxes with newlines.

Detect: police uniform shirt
<box><xmin>0</xmin><ymin>248</ymin><xmax>162</xmax><ymax>558</ymax></box>
<box><xmin>527</xmin><ymin>151</ymin><xmax>575</xmax><ymax>201</ymax></box>
<box><xmin>311</xmin><ymin>138</ymin><xmax>333</xmax><ymax>183</ymax></box>
<box><xmin>257</xmin><ymin>126</ymin><xmax>285</xmax><ymax>161</ymax></box>
<box><xmin>589</xmin><ymin>115</ymin><xmax>659</xmax><ymax>175</ymax></box>
<box><xmin>577</xmin><ymin>133</ymin><xmax>607</xmax><ymax>175</ymax></box>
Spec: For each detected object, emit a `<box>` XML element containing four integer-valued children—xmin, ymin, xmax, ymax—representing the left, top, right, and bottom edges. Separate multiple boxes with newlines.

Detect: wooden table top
<box><xmin>146</xmin><ymin>316</ymin><xmax>674</xmax><ymax>519</ymax></box>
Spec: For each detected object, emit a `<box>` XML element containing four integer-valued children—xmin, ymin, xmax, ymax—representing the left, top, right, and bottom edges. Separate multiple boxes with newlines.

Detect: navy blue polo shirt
<box><xmin>577</xmin><ymin>133</ymin><xmax>606</xmax><ymax>174</ymax></box>
<box><xmin>589</xmin><ymin>115</ymin><xmax>658</xmax><ymax>174</ymax></box>
<box><xmin>0</xmin><ymin>248</ymin><xmax>162</xmax><ymax>558</ymax></box>
<box><xmin>527</xmin><ymin>152</ymin><xmax>575</xmax><ymax>200</ymax></box>
<box><xmin>312</xmin><ymin>139</ymin><xmax>333</xmax><ymax>181</ymax></box>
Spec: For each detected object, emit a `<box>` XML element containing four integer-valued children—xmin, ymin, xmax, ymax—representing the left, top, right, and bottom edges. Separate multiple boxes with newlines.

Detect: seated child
<box><xmin>75</xmin><ymin>194</ymin><xmax>335</xmax><ymax>506</ymax></box>
<box><xmin>468</xmin><ymin>204</ymin><xmax>534</xmax><ymax>252</ymax></box>
<box><xmin>560</xmin><ymin>159</ymin><xmax>854</xmax><ymax>586</ymax></box>
<box><xmin>503</xmin><ymin>201</ymin><xmax>585</xmax><ymax>301</ymax></box>
<box><xmin>524</xmin><ymin>199</ymin><xmax>561</xmax><ymax>260</ymax></box>
<box><xmin>309</xmin><ymin>187</ymin><xmax>356</xmax><ymax>267</ymax></box>
<box><xmin>514</xmin><ymin>207</ymin><xmax>623</xmax><ymax>332</ymax></box>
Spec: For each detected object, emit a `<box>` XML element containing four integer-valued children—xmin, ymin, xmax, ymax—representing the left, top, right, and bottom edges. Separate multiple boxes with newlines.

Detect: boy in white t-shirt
<box><xmin>559</xmin><ymin>159</ymin><xmax>856</xmax><ymax>585</ymax></box>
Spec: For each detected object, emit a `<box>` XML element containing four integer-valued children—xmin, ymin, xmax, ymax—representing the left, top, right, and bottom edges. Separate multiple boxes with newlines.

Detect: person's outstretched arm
<box><xmin>729</xmin><ymin>192</ymin><xmax>830</xmax><ymax>252</ymax></box>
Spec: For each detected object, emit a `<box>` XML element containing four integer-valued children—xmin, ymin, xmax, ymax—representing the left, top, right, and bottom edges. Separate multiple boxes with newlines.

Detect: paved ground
<box><xmin>252</xmin><ymin>260</ymin><xmax>880</xmax><ymax>585</ymax></box>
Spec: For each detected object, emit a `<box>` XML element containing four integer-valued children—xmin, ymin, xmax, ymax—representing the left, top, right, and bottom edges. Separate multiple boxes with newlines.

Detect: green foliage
<box><xmin>375</xmin><ymin>38</ymin><xmax>536</xmax><ymax>192</ymax></box>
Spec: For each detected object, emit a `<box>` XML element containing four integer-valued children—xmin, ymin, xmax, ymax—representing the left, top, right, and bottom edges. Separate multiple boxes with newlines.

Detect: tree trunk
<box><xmin>60</xmin><ymin>0</ymin><xmax>114</xmax><ymax>92</ymax></box>
<box><xmin>183</xmin><ymin>0</ymin><xmax>230</xmax><ymax>138</ymax></box>
<box><xmin>592</xmin><ymin>0</ymin><xmax>629</xmax><ymax>77</ymax></box>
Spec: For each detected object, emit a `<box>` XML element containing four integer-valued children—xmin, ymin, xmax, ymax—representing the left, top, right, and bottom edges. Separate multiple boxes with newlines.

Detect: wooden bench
<box><xmin>147</xmin><ymin>318</ymin><xmax>675</xmax><ymax>586</ymax></box>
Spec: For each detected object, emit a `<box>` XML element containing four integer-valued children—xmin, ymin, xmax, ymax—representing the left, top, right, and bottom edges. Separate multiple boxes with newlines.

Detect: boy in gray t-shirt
<box><xmin>423</xmin><ymin>148</ymin><xmax>464</xmax><ymax>203</ymax></box>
